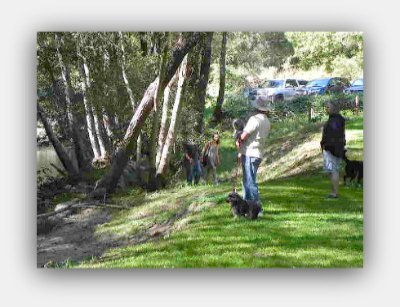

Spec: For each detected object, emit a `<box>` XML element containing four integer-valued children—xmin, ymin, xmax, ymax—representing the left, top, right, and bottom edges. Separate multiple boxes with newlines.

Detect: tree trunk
<box><xmin>55</xmin><ymin>34</ymin><xmax>91</xmax><ymax>172</ymax></box>
<box><xmin>118</xmin><ymin>32</ymin><xmax>136</xmax><ymax>110</ymax></box>
<box><xmin>139</xmin><ymin>32</ymin><xmax>148</xmax><ymax>56</ymax></box>
<box><xmin>212</xmin><ymin>32</ymin><xmax>227</xmax><ymax>123</ymax></box>
<box><xmin>178</xmin><ymin>45</ymin><xmax>201</xmax><ymax>142</ymax></box>
<box><xmin>195</xmin><ymin>32</ymin><xmax>213</xmax><ymax>134</ymax></box>
<box><xmin>42</xmin><ymin>59</ymin><xmax>69</xmax><ymax>141</ymax></box>
<box><xmin>136</xmin><ymin>134</ymin><xmax>142</xmax><ymax>164</ymax></box>
<box><xmin>93</xmin><ymin>33</ymin><xmax>201</xmax><ymax>194</ymax></box>
<box><xmin>97</xmin><ymin>110</ymin><xmax>113</xmax><ymax>154</ymax></box>
<box><xmin>37</xmin><ymin>102</ymin><xmax>79</xmax><ymax>180</ymax></box>
<box><xmin>118</xmin><ymin>31</ymin><xmax>141</xmax><ymax>161</ymax></box>
<box><xmin>156</xmin><ymin>55</ymin><xmax>188</xmax><ymax>175</ymax></box>
<box><xmin>102</xmin><ymin>112</ymin><xmax>114</xmax><ymax>139</ymax></box>
<box><xmin>93</xmin><ymin>108</ymin><xmax>107</xmax><ymax>157</ymax></box>
<box><xmin>76</xmin><ymin>37</ymin><xmax>102</xmax><ymax>160</ymax></box>
<box><xmin>149</xmin><ymin>35</ymin><xmax>169</xmax><ymax>168</ymax></box>
<box><xmin>102</xmin><ymin>110</ymin><xmax>115</xmax><ymax>152</ymax></box>
<box><xmin>155</xmin><ymin>70</ymin><xmax>178</xmax><ymax>168</ymax></box>
<box><xmin>93</xmin><ymin>80</ymin><xmax>158</xmax><ymax>193</ymax></box>
<box><xmin>79</xmin><ymin>61</ymin><xmax>101</xmax><ymax>160</ymax></box>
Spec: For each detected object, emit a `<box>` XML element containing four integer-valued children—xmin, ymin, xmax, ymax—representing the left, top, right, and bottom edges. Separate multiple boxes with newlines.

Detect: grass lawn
<box><xmin>70</xmin><ymin>114</ymin><xmax>363</xmax><ymax>268</ymax></box>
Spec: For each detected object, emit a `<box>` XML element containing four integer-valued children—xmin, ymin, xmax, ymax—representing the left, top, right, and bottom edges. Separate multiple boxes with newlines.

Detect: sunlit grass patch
<box><xmin>73</xmin><ymin>114</ymin><xmax>363</xmax><ymax>268</ymax></box>
<box><xmin>80</xmin><ymin>170</ymin><xmax>363</xmax><ymax>268</ymax></box>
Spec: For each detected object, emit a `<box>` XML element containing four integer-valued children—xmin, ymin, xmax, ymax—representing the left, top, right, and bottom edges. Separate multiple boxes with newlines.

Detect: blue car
<box><xmin>305</xmin><ymin>77</ymin><xmax>350</xmax><ymax>95</ymax></box>
<box><xmin>344</xmin><ymin>78</ymin><xmax>364</xmax><ymax>94</ymax></box>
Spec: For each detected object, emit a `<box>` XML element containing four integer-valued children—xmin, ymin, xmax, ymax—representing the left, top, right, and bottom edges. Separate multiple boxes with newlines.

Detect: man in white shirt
<box><xmin>236</xmin><ymin>95</ymin><xmax>271</xmax><ymax>216</ymax></box>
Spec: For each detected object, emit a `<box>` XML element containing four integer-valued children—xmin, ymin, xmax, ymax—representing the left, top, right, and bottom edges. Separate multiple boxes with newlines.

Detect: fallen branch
<box><xmin>73</xmin><ymin>203</ymin><xmax>132</xmax><ymax>210</ymax></box>
<box><xmin>37</xmin><ymin>201</ymin><xmax>131</xmax><ymax>219</ymax></box>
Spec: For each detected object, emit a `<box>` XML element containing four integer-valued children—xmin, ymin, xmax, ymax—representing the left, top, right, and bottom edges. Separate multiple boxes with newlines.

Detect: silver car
<box><xmin>248</xmin><ymin>79</ymin><xmax>305</xmax><ymax>103</ymax></box>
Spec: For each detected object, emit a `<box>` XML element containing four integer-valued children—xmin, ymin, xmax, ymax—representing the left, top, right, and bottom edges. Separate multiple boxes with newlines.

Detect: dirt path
<box><xmin>37</xmin><ymin>207</ymin><xmax>120</xmax><ymax>267</ymax></box>
<box><xmin>37</xmin><ymin>201</ymin><xmax>196</xmax><ymax>268</ymax></box>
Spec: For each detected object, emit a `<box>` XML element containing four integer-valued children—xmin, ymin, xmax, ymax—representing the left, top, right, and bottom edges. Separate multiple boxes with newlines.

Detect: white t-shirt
<box><xmin>240</xmin><ymin>113</ymin><xmax>271</xmax><ymax>159</ymax></box>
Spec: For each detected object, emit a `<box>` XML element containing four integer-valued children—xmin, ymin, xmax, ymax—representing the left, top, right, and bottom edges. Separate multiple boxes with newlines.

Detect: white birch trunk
<box><xmin>77</xmin><ymin>37</ymin><xmax>109</xmax><ymax>161</ymax></box>
<box><xmin>156</xmin><ymin>55</ymin><xmax>188</xmax><ymax>175</ymax></box>
<box><xmin>102</xmin><ymin>111</ymin><xmax>114</xmax><ymax>140</ymax></box>
<box><xmin>136</xmin><ymin>134</ymin><xmax>142</xmax><ymax>164</ymax></box>
<box><xmin>149</xmin><ymin>37</ymin><xmax>169</xmax><ymax>168</ymax></box>
<box><xmin>93</xmin><ymin>109</ymin><xmax>107</xmax><ymax>157</ymax></box>
<box><xmin>118</xmin><ymin>32</ymin><xmax>136</xmax><ymax>109</ymax></box>
<box><xmin>80</xmin><ymin>62</ymin><xmax>101</xmax><ymax>160</ymax></box>
<box><xmin>155</xmin><ymin>71</ymin><xmax>178</xmax><ymax>168</ymax></box>
<box><xmin>77</xmin><ymin>35</ymin><xmax>102</xmax><ymax>161</ymax></box>
<box><xmin>118</xmin><ymin>32</ymin><xmax>142</xmax><ymax>162</ymax></box>
<box><xmin>83</xmin><ymin>91</ymin><xmax>101</xmax><ymax>160</ymax></box>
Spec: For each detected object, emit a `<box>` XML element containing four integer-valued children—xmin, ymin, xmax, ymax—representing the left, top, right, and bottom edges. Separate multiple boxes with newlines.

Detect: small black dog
<box><xmin>226</xmin><ymin>192</ymin><xmax>261</xmax><ymax>220</ymax></box>
<box><xmin>343</xmin><ymin>150</ymin><xmax>363</xmax><ymax>184</ymax></box>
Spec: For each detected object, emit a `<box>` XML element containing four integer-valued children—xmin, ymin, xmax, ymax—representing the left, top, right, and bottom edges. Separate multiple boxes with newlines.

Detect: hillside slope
<box><xmin>55</xmin><ymin>115</ymin><xmax>364</xmax><ymax>268</ymax></box>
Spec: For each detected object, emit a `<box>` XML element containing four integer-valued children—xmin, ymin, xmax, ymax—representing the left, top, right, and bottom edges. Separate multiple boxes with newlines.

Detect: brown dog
<box><xmin>226</xmin><ymin>192</ymin><xmax>261</xmax><ymax>220</ymax></box>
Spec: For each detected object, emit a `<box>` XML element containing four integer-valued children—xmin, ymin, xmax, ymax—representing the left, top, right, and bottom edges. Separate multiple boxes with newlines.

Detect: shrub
<box><xmin>222</xmin><ymin>92</ymin><xmax>252</xmax><ymax>119</ymax></box>
<box><xmin>281</xmin><ymin>93</ymin><xmax>364</xmax><ymax>121</ymax></box>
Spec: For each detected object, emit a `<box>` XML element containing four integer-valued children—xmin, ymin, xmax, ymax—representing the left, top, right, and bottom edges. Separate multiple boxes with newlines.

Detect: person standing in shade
<box><xmin>236</xmin><ymin>95</ymin><xmax>271</xmax><ymax>216</ymax></box>
<box><xmin>183</xmin><ymin>142</ymin><xmax>202</xmax><ymax>185</ymax></box>
<box><xmin>320</xmin><ymin>101</ymin><xmax>346</xmax><ymax>198</ymax></box>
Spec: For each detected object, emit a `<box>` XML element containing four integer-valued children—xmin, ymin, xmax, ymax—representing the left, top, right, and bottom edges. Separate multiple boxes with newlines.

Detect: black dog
<box><xmin>343</xmin><ymin>150</ymin><xmax>363</xmax><ymax>184</ymax></box>
<box><xmin>226</xmin><ymin>192</ymin><xmax>261</xmax><ymax>220</ymax></box>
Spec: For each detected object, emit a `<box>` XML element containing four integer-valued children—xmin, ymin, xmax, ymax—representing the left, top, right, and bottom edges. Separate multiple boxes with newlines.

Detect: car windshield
<box><xmin>264</xmin><ymin>80</ymin><xmax>284</xmax><ymax>88</ymax></box>
<box><xmin>352</xmin><ymin>79</ymin><xmax>363</xmax><ymax>86</ymax></box>
<box><xmin>306</xmin><ymin>79</ymin><xmax>329</xmax><ymax>87</ymax></box>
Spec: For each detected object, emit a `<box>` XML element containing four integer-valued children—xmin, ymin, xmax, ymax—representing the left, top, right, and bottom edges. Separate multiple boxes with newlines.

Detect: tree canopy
<box><xmin>286</xmin><ymin>32</ymin><xmax>363</xmax><ymax>78</ymax></box>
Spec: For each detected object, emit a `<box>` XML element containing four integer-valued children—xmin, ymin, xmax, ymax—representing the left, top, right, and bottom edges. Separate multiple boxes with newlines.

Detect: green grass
<box><xmin>71</xmin><ymin>113</ymin><xmax>363</xmax><ymax>268</ymax></box>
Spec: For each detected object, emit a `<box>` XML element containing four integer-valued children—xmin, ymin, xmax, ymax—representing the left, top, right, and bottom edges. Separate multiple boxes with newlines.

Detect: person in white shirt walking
<box><xmin>236</xmin><ymin>95</ymin><xmax>271</xmax><ymax>216</ymax></box>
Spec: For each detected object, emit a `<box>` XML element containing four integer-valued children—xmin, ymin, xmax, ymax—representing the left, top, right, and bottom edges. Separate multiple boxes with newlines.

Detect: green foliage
<box><xmin>269</xmin><ymin>93</ymin><xmax>364</xmax><ymax>122</ymax></box>
<box><xmin>37</xmin><ymin>32</ymin><xmax>163</xmax><ymax>143</ymax></box>
<box><xmin>309</xmin><ymin>93</ymin><xmax>363</xmax><ymax>118</ymax></box>
<box><xmin>227</xmin><ymin>32</ymin><xmax>294</xmax><ymax>73</ymax></box>
<box><xmin>224</xmin><ymin>68</ymin><xmax>245</xmax><ymax>93</ymax></box>
<box><xmin>222</xmin><ymin>92</ymin><xmax>251</xmax><ymax>119</ymax></box>
<box><xmin>286</xmin><ymin>32</ymin><xmax>363</xmax><ymax>79</ymax></box>
<box><xmin>206</xmin><ymin>68</ymin><xmax>251</xmax><ymax>120</ymax></box>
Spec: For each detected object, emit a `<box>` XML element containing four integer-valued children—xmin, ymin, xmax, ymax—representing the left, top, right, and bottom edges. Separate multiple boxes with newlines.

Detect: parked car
<box><xmin>248</xmin><ymin>78</ymin><xmax>305</xmax><ymax>102</ymax></box>
<box><xmin>296</xmin><ymin>79</ymin><xmax>309</xmax><ymax>96</ymax></box>
<box><xmin>344</xmin><ymin>78</ymin><xmax>364</xmax><ymax>94</ymax></box>
<box><xmin>305</xmin><ymin>77</ymin><xmax>350</xmax><ymax>95</ymax></box>
<box><xmin>298</xmin><ymin>79</ymin><xmax>308</xmax><ymax>87</ymax></box>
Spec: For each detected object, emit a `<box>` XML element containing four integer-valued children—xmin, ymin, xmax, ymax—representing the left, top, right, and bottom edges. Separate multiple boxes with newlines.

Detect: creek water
<box><xmin>37</xmin><ymin>145</ymin><xmax>76</xmax><ymax>179</ymax></box>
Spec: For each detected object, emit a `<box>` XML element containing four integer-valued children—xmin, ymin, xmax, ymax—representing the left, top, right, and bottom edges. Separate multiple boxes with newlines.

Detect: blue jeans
<box><xmin>241</xmin><ymin>155</ymin><xmax>262</xmax><ymax>201</ymax></box>
<box><xmin>186</xmin><ymin>160</ymin><xmax>202</xmax><ymax>185</ymax></box>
